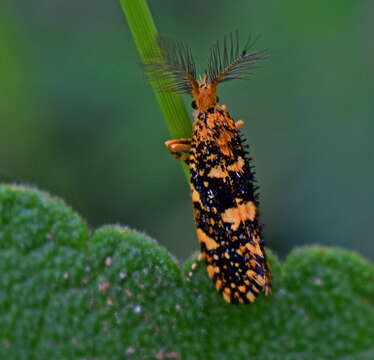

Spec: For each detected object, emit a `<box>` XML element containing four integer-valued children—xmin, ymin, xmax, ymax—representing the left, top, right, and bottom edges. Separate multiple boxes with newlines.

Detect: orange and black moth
<box><xmin>146</xmin><ymin>33</ymin><xmax>271</xmax><ymax>304</ymax></box>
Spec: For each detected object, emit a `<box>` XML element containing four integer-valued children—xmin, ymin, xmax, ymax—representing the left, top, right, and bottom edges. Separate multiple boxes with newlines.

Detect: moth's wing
<box><xmin>192</xmin><ymin>172</ymin><xmax>270</xmax><ymax>304</ymax></box>
<box><xmin>190</xmin><ymin>110</ymin><xmax>271</xmax><ymax>304</ymax></box>
<box><xmin>195</xmin><ymin>218</ymin><xmax>269</xmax><ymax>304</ymax></box>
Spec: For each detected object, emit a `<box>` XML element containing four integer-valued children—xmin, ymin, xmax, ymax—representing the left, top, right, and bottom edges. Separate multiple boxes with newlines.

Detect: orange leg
<box><xmin>164</xmin><ymin>138</ymin><xmax>191</xmax><ymax>161</ymax></box>
<box><xmin>220</xmin><ymin>104</ymin><xmax>245</xmax><ymax>129</ymax></box>
<box><xmin>235</xmin><ymin>120</ymin><xmax>245</xmax><ymax>129</ymax></box>
<box><xmin>264</xmin><ymin>259</ymin><xmax>272</xmax><ymax>296</ymax></box>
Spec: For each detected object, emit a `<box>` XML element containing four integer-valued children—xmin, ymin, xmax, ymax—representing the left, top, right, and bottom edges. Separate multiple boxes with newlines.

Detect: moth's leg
<box><xmin>235</xmin><ymin>120</ymin><xmax>245</xmax><ymax>129</ymax></box>
<box><xmin>264</xmin><ymin>259</ymin><xmax>272</xmax><ymax>296</ymax></box>
<box><xmin>220</xmin><ymin>104</ymin><xmax>244</xmax><ymax>129</ymax></box>
<box><xmin>165</xmin><ymin>138</ymin><xmax>191</xmax><ymax>161</ymax></box>
<box><xmin>165</xmin><ymin>138</ymin><xmax>191</xmax><ymax>148</ymax></box>
<box><xmin>186</xmin><ymin>253</ymin><xmax>205</xmax><ymax>281</ymax></box>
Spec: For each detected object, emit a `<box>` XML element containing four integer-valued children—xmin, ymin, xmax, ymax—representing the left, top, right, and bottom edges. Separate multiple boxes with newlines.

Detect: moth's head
<box><xmin>145</xmin><ymin>32</ymin><xmax>266</xmax><ymax>112</ymax></box>
<box><xmin>191</xmin><ymin>76</ymin><xmax>219</xmax><ymax>112</ymax></box>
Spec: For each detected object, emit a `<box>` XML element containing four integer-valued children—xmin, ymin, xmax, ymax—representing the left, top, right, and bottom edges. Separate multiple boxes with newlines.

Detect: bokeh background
<box><xmin>1</xmin><ymin>1</ymin><xmax>373</xmax><ymax>262</ymax></box>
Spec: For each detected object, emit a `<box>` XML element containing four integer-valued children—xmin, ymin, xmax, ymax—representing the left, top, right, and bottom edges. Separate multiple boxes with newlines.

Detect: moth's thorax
<box><xmin>191</xmin><ymin>106</ymin><xmax>238</xmax><ymax>160</ymax></box>
<box><xmin>193</xmin><ymin>106</ymin><xmax>236</xmax><ymax>138</ymax></box>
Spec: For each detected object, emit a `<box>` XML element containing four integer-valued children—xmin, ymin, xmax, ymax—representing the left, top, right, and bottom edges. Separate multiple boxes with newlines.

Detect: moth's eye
<box><xmin>216</xmin><ymin>96</ymin><xmax>220</xmax><ymax>103</ymax></box>
<box><xmin>191</xmin><ymin>100</ymin><xmax>197</xmax><ymax>109</ymax></box>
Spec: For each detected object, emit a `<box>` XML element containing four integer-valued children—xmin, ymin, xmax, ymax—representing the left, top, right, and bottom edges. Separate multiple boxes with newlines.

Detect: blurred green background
<box><xmin>1</xmin><ymin>1</ymin><xmax>373</xmax><ymax>262</ymax></box>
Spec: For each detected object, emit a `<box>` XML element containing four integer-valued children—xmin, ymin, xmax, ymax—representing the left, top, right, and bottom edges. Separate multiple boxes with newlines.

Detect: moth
<box><xmin>146</xmin><ymin>32</ymin><xmax>271</xmax><ymax>304</ymax></box>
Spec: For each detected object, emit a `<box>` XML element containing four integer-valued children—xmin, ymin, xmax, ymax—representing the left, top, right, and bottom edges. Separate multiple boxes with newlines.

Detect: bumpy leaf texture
<box><xmin>0</xmin><ymin>185</ymin><xmax>373</xmax><ymax>360</ymax></box>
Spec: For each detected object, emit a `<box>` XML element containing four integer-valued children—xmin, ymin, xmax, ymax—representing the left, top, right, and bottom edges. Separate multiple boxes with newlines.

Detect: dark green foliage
<box><xmin>0</xmin><ymin>184</ymin><xmax>373</xmax><ymax>359</ymax></box>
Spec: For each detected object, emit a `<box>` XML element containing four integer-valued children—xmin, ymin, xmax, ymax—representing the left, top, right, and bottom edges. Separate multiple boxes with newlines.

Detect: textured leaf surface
<box><xmin>0</xmin><ymin>185</ymin><xmax>373</xmax><ymax>360</ymax></box>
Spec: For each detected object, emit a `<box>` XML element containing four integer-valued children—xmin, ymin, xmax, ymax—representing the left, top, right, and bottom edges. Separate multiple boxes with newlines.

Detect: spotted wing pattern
<box><xmin>187</xmin><ymin>106</ymin><xmax>271</xmax><ymax>304</ymax></box>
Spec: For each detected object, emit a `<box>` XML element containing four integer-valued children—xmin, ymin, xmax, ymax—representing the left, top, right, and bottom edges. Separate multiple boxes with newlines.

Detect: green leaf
<box><xmin>0</xmin><ymin>184</ymin><xmax>373</xmax><ymax>359</ymax></box>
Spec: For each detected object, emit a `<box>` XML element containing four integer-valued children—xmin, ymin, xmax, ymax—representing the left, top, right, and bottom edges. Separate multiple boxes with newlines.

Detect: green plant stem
<box><xmin>120</xmin><ymin>0</ymin><xmax>191</xmax><ymax>179</ymax></box>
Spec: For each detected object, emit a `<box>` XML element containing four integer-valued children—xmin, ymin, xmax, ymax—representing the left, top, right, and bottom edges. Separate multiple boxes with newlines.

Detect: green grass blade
<box><xmin>120</xmin><ymin>0</ymin><xmax>192</xmax><ymax>179</ymax></box>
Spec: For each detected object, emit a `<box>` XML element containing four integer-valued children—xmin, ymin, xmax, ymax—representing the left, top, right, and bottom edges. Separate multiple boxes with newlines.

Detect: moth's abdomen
<box><xmin>188</xmin><ymin>109</ymin><xmax>271</xmax><ymax>305</ymax></box>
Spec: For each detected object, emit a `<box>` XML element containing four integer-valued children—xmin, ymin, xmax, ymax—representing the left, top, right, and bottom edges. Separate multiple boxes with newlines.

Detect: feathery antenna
<box><xmin>206</xmin><ymin>31</ymin><xmax>267</xmax><ymax>85</ymax></box>
<box><xmin>144</xmin><ymin>37</ymin><xmax>198</xmax><ymax>94</ymax></box>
